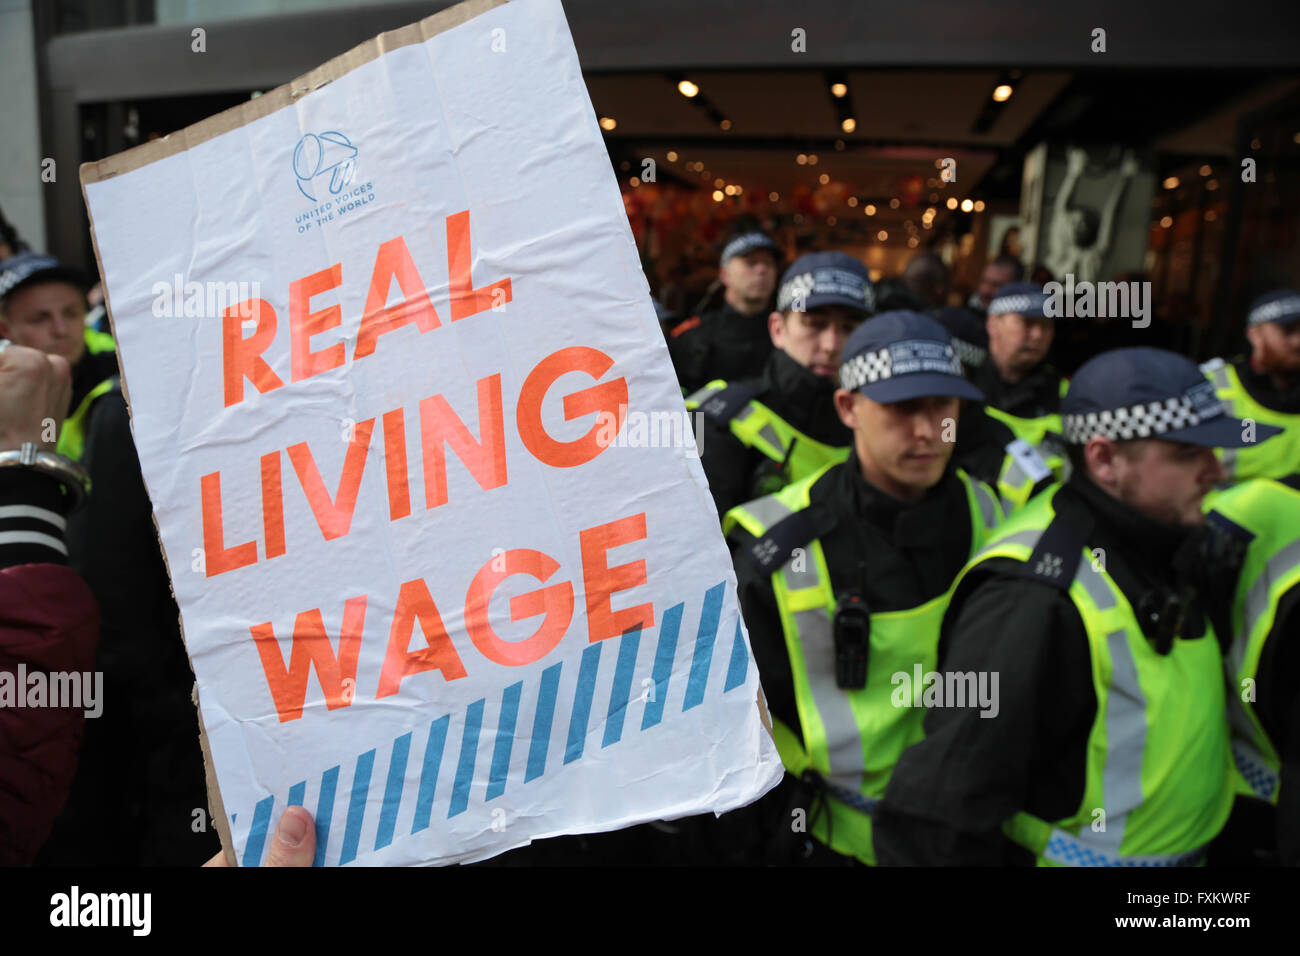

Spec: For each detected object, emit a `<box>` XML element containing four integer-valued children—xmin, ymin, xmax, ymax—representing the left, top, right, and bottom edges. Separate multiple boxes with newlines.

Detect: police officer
<box><xmin>667</xmin><ymin>231</ymin><xmax>780</xmax><ymax>394</ymax></box>
<box><xmin>0</xmin><ymin>253</ymin><xmax>117</xmax><ymax>461</ymax></box>
<box><xmin>875</xmin><ymin>347</ymin><xmax>1281</xmax><ymax>866</ymax></box>
<box><xmin>1203</xmin><ymin>474</ymin><xmax>1300</xmax><ymax>864</ymax></box>
<box><xmin>1201</xmin><ymin>289</ymin><xmax>1300</xmax><ymax>482</ymax></box>
<box><xmin>717</xmin><ymin>311</ymin><xmax>1002</xmax><ymax>865</ymax></box>
<box><xmin>685</xmin><ymin>251</ymin><xmax>873</xmax><ymax>518</ymax></box>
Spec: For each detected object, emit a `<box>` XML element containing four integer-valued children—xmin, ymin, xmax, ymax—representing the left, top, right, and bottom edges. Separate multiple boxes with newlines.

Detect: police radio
<box><xmin>832</xmin><ymin>591</ymin><xmax>871</xmax><ymax>689</ymax></box>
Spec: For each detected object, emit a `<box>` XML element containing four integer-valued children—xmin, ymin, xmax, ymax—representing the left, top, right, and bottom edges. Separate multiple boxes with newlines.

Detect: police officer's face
<box><xmin>1089</xmin><ymin>438</ymin><xmax>1223</xmax><ymax>527</ymax></box>
<box><xmin>978</xmin><ymin>262</ymin><xmax>1015</xmax><ymax>308</ymax></box>
<box><xmin>834</xmin><ymin>389</ymin><xmax>959</xmax><ymax>500</ymax></box>
<box><xmin>770</xmin><ymin>306</ymin><xmax>863</xmax><ymax>380</ymax></box>
<box><xmin>0</xmin><ymin>281</ymin><xmax>87</xmax><ymax>366</ymax></box>
<box><xmin>987</xmin><ymin>311</ymin><xmax>1053</xmax><ymax>378</ymax></box>
<box><xmin>1246</xmin><ymin>321</ymin><xmax>1300</xmax><ymax>374</ymax></box>
<box><xmin>721</xmin><ymin>251</ymin><xmax>777</xmax><ymax>307</ymax></box>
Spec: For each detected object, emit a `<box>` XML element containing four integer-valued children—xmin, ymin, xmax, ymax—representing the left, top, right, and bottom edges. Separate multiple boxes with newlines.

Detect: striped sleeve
<box><xmin>0</xmin><ymin>468</ymin><xmax>71</xmax><ymax>568</ymax></box>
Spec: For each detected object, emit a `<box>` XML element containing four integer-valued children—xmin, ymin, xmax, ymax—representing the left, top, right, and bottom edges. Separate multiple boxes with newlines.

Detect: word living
<box><xmin>890</xmin><ymin>664</ymin><xmax>1000</xmax><ymax>718</ymax></box>
<box><xmin>50</xmin><ymin>886</ymin><xmax>151</xmax><ymax>936</ymax></box>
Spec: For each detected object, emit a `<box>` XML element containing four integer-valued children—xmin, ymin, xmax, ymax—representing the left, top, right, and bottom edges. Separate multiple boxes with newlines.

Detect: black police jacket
<box><xmin>696</xmin><ymin>349</ymin><xmax>850</xmax><ymax>519</ymax></box>
<box><xmin>667</xmin><ymin>301</ymin><xmax>773</xmax><ymax>394</ymax></box>
<box><xmin>971</xmin><ymin>359</ymin><xmax>1063</xmax><ymax>420</ymax></box>
<box><xmin>873</xmin><ymin>474</ymin><xmax>1230</xmax><ymax>866</ymax></box>
<box><xmin>701</xmin><ymin>454</ymin><xmax>979</xmax><ymax>864</ymax></box>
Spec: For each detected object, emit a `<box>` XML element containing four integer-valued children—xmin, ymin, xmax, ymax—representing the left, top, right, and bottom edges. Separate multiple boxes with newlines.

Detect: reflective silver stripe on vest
<box><xmin>1095</xmin><ymin>627</ymin><xmax>1145</xmax><ymax>853</ymax></box>
<box><xmin>792</xmin><ymin>608</ymin><xmax>866</xmax><ymax>792</ymax></box>
<box><xmin>974</xmin><ymin>529</ymin><xmax>1041</xmax><ymax>562</ymax></box>
<box><xmin>1042</xmin><ymin>831</ymin><xmax>1206</xmax><ymax>867</ymax></box>
<box><xmin>1207</xmin><ymin>364</ymin><xmax>1230</xmax><ymax>391</ymax></box>
<box><xmin>735</xmin><ymin>402</ymin><xmax>757</xmax><ymax>423</ymax></box>
<box><xmin>1237</xmin><ymin>539</ymin><xmax>1300</xmax><ymax>674</ymax></box>
<box><xmin>742</xmin><ymin>495</ymin><xmax>821</xmax><ymax>592</ymax></box>
<box><xmin>742</xmin><ymin>494</ymin><xmax>793</xmax><ymax>532</ymax></box>
<box><xmin>970</xmin><ymin>480</ymin><xmax>998</xmax><ymax>530</ymax></box>
<box><xmin>757</xmin><ymin>423</ymin><xmax>788</xmax><ymax>458</ymax></box>
<box><xmin>1002</xmin><ymin>458</ymin><xmax>1030</xmax><ymax>498</ymax></box>
<box><xmin>1231</xmin><ymin>739</ymin><xmax>1279</xmax><ymax>801</ymax></box>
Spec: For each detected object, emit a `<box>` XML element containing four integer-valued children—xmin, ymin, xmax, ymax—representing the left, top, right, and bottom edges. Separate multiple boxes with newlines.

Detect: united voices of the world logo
<box><xmin>292</xmin><ymin>131</ymin><xmax>376</xmax><ymax>233</ymax></box>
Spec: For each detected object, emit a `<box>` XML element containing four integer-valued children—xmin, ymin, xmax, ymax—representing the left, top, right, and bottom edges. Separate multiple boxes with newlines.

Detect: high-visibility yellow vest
<box><xmin>984</xmin><ymin>377</ymin><xmax>1071</xmax><ymax>497</ymax></box>
<box><xmin>1201</xmin><ymin>358</ymin><xmax>1300</xmax><ymax>482</ymax></box>
<box><xmin>687</xmin><ymin>379</ymin><xmax>850</xmax><ymax>496</ymax></box>
<box><xmin>954</xmin><ymin>489</ymin><xmax>1234</xmax><ymax>866</ymax></box>
<box><xmin>56</xmin><ymin>328</ymin><xmax>119</xmax><ymax>461</ymax></box>
<box><xmin>1205</xmin><ymin>477</ymin><xmax>1300</xmax><ymax>804</ymax></box>
<box><xmin>723</xmin><ymin>463</ymin><xmax>1002</xmax><ymax>864</ymax></box>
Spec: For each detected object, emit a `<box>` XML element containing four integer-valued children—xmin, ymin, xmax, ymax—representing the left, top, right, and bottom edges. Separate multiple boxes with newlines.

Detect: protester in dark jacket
<box><xmin>0</xmin><ymin>340</ymin><xmax>99</xmax><ymax>865</ymax></box>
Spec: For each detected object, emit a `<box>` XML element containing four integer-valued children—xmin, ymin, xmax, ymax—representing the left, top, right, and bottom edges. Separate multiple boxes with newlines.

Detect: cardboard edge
<box><xmin>78</xmin><ymin>0</ymin><xmax>511</xmax><ymax>186</ymax></box>
<box><xmin>195</xmin><ymin>682</ymin><xmax>237</xmax><ymax>866</ymax></box>
<box><xmin>74</xmin><ymin>0</ymin><xmax>512</xmax><ymax>869</ymax></box>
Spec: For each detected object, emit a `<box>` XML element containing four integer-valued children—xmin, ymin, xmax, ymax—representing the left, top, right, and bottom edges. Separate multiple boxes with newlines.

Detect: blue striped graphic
<box><xmin>724</xmin><ymin>618</ymin><xmax>748</xmax><ymax>692</ymax></box>
<box><xmin>339</xmin><ymin>748</ymin><xmax>376</xmax><ymax>865</ymax></box>
<box><xmin>243</xmin><ymin>795</ymin><xmax>274</xmax><ymax>867</ymax></box>
<box><xmin>448</xmin><ymin>699</ymin><xmax>485</xmax><ymax>818</ymax></box>
<box><xmin>241</xmin><ymin>583</ymin><xmax>754</xmax><ymax>865</ymax></box>
<box><xmin>486</xmin><ymin>682</ymin><xmax>523</xmax><ymax>801</ymax></box>
<box><xmin>312</xmin><ymin>765</ymin><xmax>339</xmax><ymax>867</ymax></box>
<box><xmin>602</xmin><ymin>628</ymin><xmax>642</xmax><ymax>747</ymax></box>
<box><xmin>683</xmin><ymin>582</ymin><xmax>725</xmax><ymax>710</ymax></box>
<box><xmin>641</xmin><ymin>602</ymin><xmax>683</xmax><ymax>730</ymax></box>
<box><xmin>375</xmin><ymin>732</ymin><xmax>412</xmax><ymax>850</ymax></box>
<box><xmin>525</xmin><ymin>662</ymin><xmax>562</xmax><ymax>782</ymax></box>
<box><xmin>564</xmin><ymin>643</ymin><xmax>604</xmax><ymax>764</ymax></box>
<box><xmin>411</xmin><ymin>715</ymin><xmax>449</xmax><ymax>835</ymax></box>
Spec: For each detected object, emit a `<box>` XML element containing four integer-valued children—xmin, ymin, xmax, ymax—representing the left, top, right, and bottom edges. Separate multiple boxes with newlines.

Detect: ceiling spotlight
<box><xmin>946</xmin><ymin>197</ymin><xmax>959</xmax><ymax>210</ymax></box>
<box><xmin>1163</xmin><ymin>176</ymin><xmax>1180</xmax><ymax>190</ymax></box>
<box><xmin>1160</xmin><ymin>216</ymin><xmax>1173</xmax><ymax>228</ymax></box>
<box><xmin>961</xmin><ymin>199</ymin><xmax>974</xmax><ymax>212</ymax></box>
<box><xmin>769</xmin><ymin>191</ymin><xmax>779</xmax><ymax>201</ymax></box>
<box><xmin>877</xmin><ymin>230</ymin><xmax>888</xmax><ymax>241</ymax></box>
<box><xmin>797</xmin><ymin>153</ymin><xmax>808</xmax><ymax>165</ymax></box>
<box><xmin>992</xmin><ymin>84</ymin><xmax>1013</xmax><ymax>102</ymax></box>
<box><xmin>599</xmin><ymin>117</ymin><xmax>616</xmax><ymax>131</ymax></box>
<box><xmin>889</xmin><ymin>198</ymin><xmax>900</xmax><ymax>209</ymax></box>
<box><xmin>712</xmin><ymin>189</ymin><xmax>724</xmax><ymax>202</ymax></box>
<box><xmin>1199</xmin><ymin>164</ymin><xmax>1211</xmax><ymax>176</ymax></box>
<box><xmin>714</xmin><ymin>178</ymin><xmax>725</xmax><ymax>188</ymax></box>
<box><xmin>666</xmin><ymin>150</ymin><xmax>678</xmax><ymax>162</ymax></box>
<box><xmin>908</xmin><ymin>236</ymin><xmax>919</xmax><ymax>248</ymax></box>
<box><xmin>864</xmin><ymin>204</ymin><xmax>877</xmax><ymax>216</ymax></box>
<box><xmin>831</xmin><ymin>82</ymin><xmax>848</xmax><ymax>98</ymax></box>
<box><xmin>973</xmin><ymin>200</ymin><xmax>985</xmax><ymax>212</ymax></box>
<box><xmin>819</xmin><ymin>173</ymin><xmax>830</xmax><ymax>185</ymax></box>
<box><xmin>678</xmin><ymin>79</ymin><xmax>699</xmax><ymax>98</ymax></box>
<box><xmin>630</xmin><ymin>177</ymin><xmax>640</xmax><ymax>187</ymax></box>
<box><xmin>847</xmin><ymin>196</ymin><xmax>859</xmax><ymax>207</ymax></box>
<box><xmin>725</xmin><ymin>184</ymin><xmax>738</xmax><ymax>195</ymax></box>
<box><xmin>807</xmin><ymin>154</ymin><xmax>819</xmax><ymax>165</ymax></box>
<box><xmin>842</xmin><ymin>117</ymin><xmax>857</xmax><ymax>133</ymax></box>
<box><xmin>720</xmin><ymin>119</ymin><xmax>732</xmax><ymax>130</ymax></box>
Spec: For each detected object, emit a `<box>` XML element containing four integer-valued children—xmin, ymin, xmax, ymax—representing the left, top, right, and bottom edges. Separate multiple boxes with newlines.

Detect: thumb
<box><xmin>263</xmin><ymin>805</ymin><xmax>316</xmax><ymax>867</ymax></box>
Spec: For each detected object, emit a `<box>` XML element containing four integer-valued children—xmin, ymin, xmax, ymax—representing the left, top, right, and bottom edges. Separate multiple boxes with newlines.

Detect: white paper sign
<box><xmin>81</xmin><ymin>0</ymin><xmax>780</xmax><ymax>866</ymax></box>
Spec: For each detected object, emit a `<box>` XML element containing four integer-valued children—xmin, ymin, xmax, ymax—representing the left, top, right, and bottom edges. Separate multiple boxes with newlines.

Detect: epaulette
<box><xmin>1020</xmin><ymin>514</ymin><xmax>1089</xmax><ymax>591</ymax></box>
<box><xmin>741</xmin><ymin>504</ymin><xmax>831</xmax><ymax>576</ymax></box>
<box><xmin>669</xmin><ymin>315</ymin><xmax>702</xmax><ymax>338</ymax></box>
<box><xmin>698</xmin><ymin>382</ymin><xmax>762</xmax><ymax>428</ymax></box>
<box><xmin>1199</xmin><ymin>356</ymin><xmax>1226</xmax><ymax>374</ymax></box>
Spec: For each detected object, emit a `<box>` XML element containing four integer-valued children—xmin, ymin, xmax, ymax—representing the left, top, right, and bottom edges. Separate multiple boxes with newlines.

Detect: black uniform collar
<box><xmin>1234</xmin><ymin>356</ymin><xmax>1300</xmax><ymax>414</ymax></box>
<box><xmin>974</xmin><ymin>358</ymin><xmax>1062</xmax><ymax>418</ymax></box>
<box><xmin>833</xmin><ymin>450</ymin><xmax>961</xmax><ymax>549</ymax></box>
<box><xmin>754</xmin><ymin>349</ymin><xmax>849</xmax><ymax>446</ymax></box>
<box><xmin>1058</xmin><ymin>472</ymin><xmax>1192</xmax><ymax>581</ymax></box>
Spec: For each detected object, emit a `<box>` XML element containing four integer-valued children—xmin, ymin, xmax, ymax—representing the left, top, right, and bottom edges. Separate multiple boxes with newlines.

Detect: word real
<box><xmin>49</xmin><ymin>887</ymin><xmax>151</xmax><ymax>936</ymax></box>
<box><xmin>1042</xmin><ymin>276</ymin><xmax>1152</xmax><ymax>328</ymax></box>
<box><xmin>890</xmin><ymin>665</ymin><xmax>999</xmax><ymax>718</ymax></box>
<box><xmin>0</xmin><ymin>665</ymin><xmax>102</xmax><ymax>718</ymax></box>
